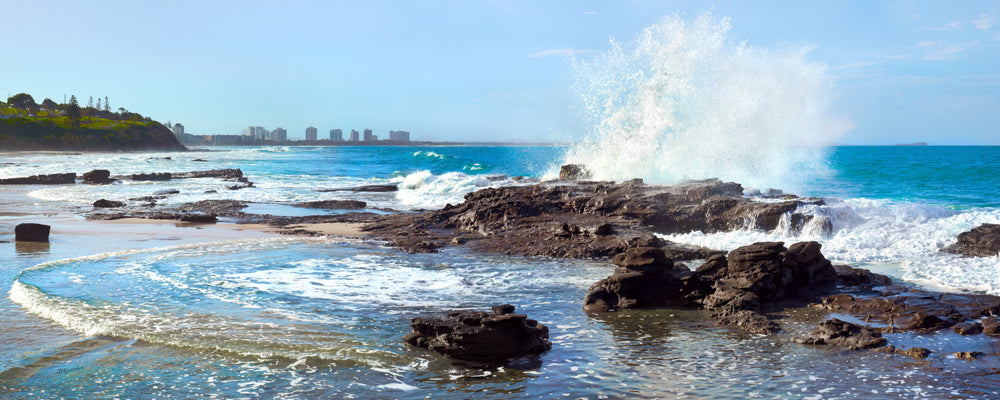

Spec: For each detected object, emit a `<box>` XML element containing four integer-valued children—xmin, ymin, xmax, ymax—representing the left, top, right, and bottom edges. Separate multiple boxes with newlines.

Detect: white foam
<box><xmin>394</xmin><ymin>170</ymin><xmax>502</xmax><ymax>209</ymax></box>
<box><xmin>660</xmin><ymin>197</ymin><xmax>1000</xmax><ymax>294</ymax></box>
<box><xmin>562</xmin><ymin>12</ymin><xmax>851</xmax><ymax>191</ymax></box>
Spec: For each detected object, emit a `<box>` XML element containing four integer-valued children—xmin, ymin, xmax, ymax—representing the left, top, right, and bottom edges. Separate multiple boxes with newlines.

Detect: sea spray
<box><xmin>563</xmin><ymin>12</ymin><xmax>851</xmax><ymax>190</ymax></box>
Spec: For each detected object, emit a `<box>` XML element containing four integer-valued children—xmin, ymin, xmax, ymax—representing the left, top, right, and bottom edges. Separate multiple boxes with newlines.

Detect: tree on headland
<box><xmin>96</xmin><ymin>97</ymin><xmax>101</xmax><ymax>110</ymax></box>
<box><xmin>104</xmin><ymin>96</ymin><xmax>109</xmax><ymax>112</ymax></box>
<box><xmin>8</xmin><ymin>93</ymin><xmax>37</xmax><ymax>111</ymax></box>
<box><xmin>66</xmin><ymin>95</ymin><xmax>81</xmax><ymax>125</ymax></box>
<box><xmin>41</xmin><ymin>98</ymin><xmax>58</xmax><ymax>111</ymax></box>
<box><xmin>87</xmin><ymin>96</ymin><xmax>94</xmax><ymax>108</ymax></box>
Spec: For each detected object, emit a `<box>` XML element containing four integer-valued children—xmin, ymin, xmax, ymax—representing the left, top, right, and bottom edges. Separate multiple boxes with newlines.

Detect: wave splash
<box><xmin>563</xmin><ymin>12</ymin><xmax>851</xmax><ymax>190</ymax></box>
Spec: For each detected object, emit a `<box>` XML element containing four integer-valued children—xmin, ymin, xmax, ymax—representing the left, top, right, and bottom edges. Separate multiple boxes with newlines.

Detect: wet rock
<box><xmin>943</xmin><ymin>223</ymin><xmax>1000</xmax><ymax>257</ymax></box>
<box><xmin>874</xmin><ymin>345</ymin><xmax>932</xmax><ymax>359</ymax></box>
<box><xmin>952</xmin><ymin>322</ymin><xmax>984</xmax><ymax>335</ymax></box>
<box><xmin>833</xmin><ymin>265</ymin><xmax>892</xmax><ymax>288</ymax></box>
<box><xmin>296</xmin><ymin>200</ymin><xmax>367</xmax><ymax>210</ymax></box>
<box><xmin>320</xmin><ymin>184</ymin><xmax>399</xmax><ymax>192</ymax></box>
<box><xmin>712</xmin><ymin>309</ymin><xmax>780</xmax><ymax>334</ymax></box>
<box><xmin>583</xmin><ymin>247</ymin><xmax>687</xmax><ymax>312</ymax></box>
<box><xmin>14</xmin><ymin>223</ymin><xmax>50</xmax><ymax>242</ymax></box>
<box><xmin>178</xmin><ymin>214</ymin><xmax>217</xmax><ymax>223</ymax></box>
<box><xmin>0</xmin><ymin>173</ymin><xmax>76</xmax><ymax>185</ymax></box>
<box><xmin>82</xmin><ymin>169</ymin><xmax>113</xmax><ymax>184</ymax></box>
<box><xmin>559</xmin><ymin>164</ymin><xmax>591</xmax><ymax>180</ymax></box>
<box><xmin>402</xmin><ymin>305</ymin><xmax>551</xmax><ymax>365</ymax></box>
<box><xmin>797</xmin><ymin>318</ymin><xmax>887</xmax><ymax>350</ymax></box>
<box><xmin>153</xmin><ymin>189</ymin><xmax>180</xmax><ymax>196</ymax></box>
<box><xmin>954</xmin><ymin>351</ymin><xmax>982</xmax><ymax>361</ymax></box>
<box><xmin>93</xmin><ymin>199</ymin><xmax>125</xmax><ymax>208</ymax></box>
<box><xmin>982</xmin><ymin>317</ymin><xmax>1000</xmax><ymax>336</ymax></box>
<box><xmin>131</xmin><ymin>173</ymin><xmax>171</xmax><ymax>181</ymax></box>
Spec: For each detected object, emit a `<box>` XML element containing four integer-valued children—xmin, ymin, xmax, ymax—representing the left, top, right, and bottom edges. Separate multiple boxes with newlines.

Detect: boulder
<box><xmin>942</xmin><ymin>223</ymin><xmax>1000</xmax><ymax>257</ymax></box>
<box><xmin>93</xmin><ymin>199</ymin><xmax>125</xmax><ymax>208</ymax></box>
<box><xmin>558</xmin><ymin>164</ymin><xmax>591</xmax><ymax>180</ymax></box>
<box><xmin>402</xmin><ymin>305</ymin><xmax>551</xmax><ymax>365</ymax></box>
<box><xmin>15</xmin><ymin>223</ymin><xmax>50</xmax><ymax>242</ymax></box>
<box><xmin>583</xmin><ymin>247</ymin><xmax>690</xmax><ymax>312</ymax></box>
<box><xmin>82</xmin><ymin>169</ymin><xmax>113</xmax><ymax>184</ymax></box>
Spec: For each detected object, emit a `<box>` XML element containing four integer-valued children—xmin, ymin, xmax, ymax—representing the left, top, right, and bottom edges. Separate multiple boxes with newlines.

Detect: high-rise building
<box><xmin>172</xmin><ymin>123</ymin><xmax>185</xmax><ymax>137</ymax></box>
<box><xmin>271</xmin><ymin>127</ymin><xmax>287</xmax><ymax>142</ymax></box>
<box><xmin>350</xmin><ymin>129</ymin><xmax>360</xmax><ymax>142</ymax></box>
<box><xmin>363</xmin><ymin>128</ymin><xmax>373</xmax><ymax>142</ymax></box>
<box><xmin>305</xmin><ymin>126</ymin><xmax>318</xmax><ymax>141</ymax></box>
<box><xmin>330</xmin><ymin>129</ymin><xmax>343</xmax><ymax>141</ymax></box>
<box><xmin>252</xmin><ymin>126</ymin><xmax>265</xmax><ymax>140</ymax></box>
<box><xmin>389</xmin><ymin>130</ymin><xmax>410</xmax><ymax>142</ymax></box>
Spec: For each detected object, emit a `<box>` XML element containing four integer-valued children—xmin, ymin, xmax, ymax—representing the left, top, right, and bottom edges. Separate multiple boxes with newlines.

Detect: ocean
<box><xmin>1</xmin><ymin>145</ymin><xmax>999</xmax><ymax>399</ymax></box>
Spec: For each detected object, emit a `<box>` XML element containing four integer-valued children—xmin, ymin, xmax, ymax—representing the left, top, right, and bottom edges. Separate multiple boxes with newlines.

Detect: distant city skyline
<box><xmin>3</xmin><ymin>1</ymin><xmax>999</xmax><ymax>145</ymax></box>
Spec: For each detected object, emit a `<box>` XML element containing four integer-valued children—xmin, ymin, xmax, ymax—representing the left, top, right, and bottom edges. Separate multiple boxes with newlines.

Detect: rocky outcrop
<box><xmin>943</xmin><ymin>223</ymin><xmax>1000</xmax><ymax>257</ymax></box>
<box><xmin>295</xmin><ymin>200</ymin><xmax>367</xmax><ymax>210</ymax></box>
<box><xmin>0</xmin><ymin>173</ymin><xmax>76</xmax><ymax>185</ymax></box>
<box><xmin>364</xmin><ymin>177</ymin><xmax>827</xmax><ymax>257</ymax></box>
<box><xmin>815</xmin><ymin>290</ymin><xmax>1000</xmax><ymax>333</ymax></box>
<box><xmin>402</xmin><ymin>305</ymin><xmax>550</xmax><ymax>365</ymax></box>
<box><xmin>14</xmin><ymin>223</ymin><xmax>50</xmax><ymax>242</ymax></box>
<box><xmin>82</xmin><ymin>169</ymin><xmax>113</xmax><ymax>184</ymax></box>
<box><xmin>584</xmin><ymin>241</ymin><xmax>837</xmax><ymax>334</ymax></box>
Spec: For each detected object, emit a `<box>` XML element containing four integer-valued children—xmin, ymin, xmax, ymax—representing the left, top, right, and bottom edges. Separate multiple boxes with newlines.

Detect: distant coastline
<box><xmin>895</xmin><ymin>142</ymin><xmax>928</xmax><ymax>146</ymax></box>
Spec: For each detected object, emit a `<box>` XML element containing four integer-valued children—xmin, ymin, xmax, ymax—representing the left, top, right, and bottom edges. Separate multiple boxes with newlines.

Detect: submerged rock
<box><xmin>796</xmin><ymin>318</ymin><xmax>887</xmax><ymax>350</ymax></box>
<box><xmin>403</xmin><ymin>305</ymin><xmax>551</xmax><ymax>365</ymax></box>
<box><xmin>131</xmin><ymin>173</ymin><xmax>172</xmax><ymax>181</ymax></box>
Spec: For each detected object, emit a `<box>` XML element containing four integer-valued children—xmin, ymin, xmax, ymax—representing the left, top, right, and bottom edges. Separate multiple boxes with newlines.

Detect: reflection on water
<box><xmin>15</xmin><ymin>241</ymin><xmax>50</xmax><ymax>256</ymax></box>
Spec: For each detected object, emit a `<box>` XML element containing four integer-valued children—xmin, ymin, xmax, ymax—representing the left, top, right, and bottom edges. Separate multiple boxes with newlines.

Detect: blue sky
<box><xmin>2</xmin><ymin>1</ymin><xmax>998</xmax><ymax>144</ymax></box>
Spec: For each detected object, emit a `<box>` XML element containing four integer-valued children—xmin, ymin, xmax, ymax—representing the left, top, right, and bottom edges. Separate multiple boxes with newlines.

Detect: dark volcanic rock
<box><xmin>584</xmin><ymin>241</ymin><xmax>837</xmax><ymax>334</ymax></box>
<box><xmin>583</xmin><ymin>247</ymin><xmax>689</xmax><ymax>312</ymax></box>
<box><xmin>815</xmin><ymin>290</ymin><xmax>1000</xmax><ymax>334</ymax></box>
<box><xmin>295</xmin><ymin>200</ymin><xmax>367</xmax><ymax>210</ymax></box>
<box><xmin>131</xmin><ymin>173</ymin><xmax>172</xmax><ymax>181</ymax></box>
<box><xmin>365</xmin><ymin>178</ymin><xmax>826</xmax><ymax>259</ymax></box>
<box><xmin>93</xmin><ymin>199</ymin><xmax>125</xmax><ymax>208</ymax></box>
<box><xmin>82</xmin><ymin>169</ymin><xmax>113</xmax><ymax>184</ymax></box>
<box><xmin>15</xmin><ymin>223</ymin><xmax>50</xmax><ymax>242</ymax></box>
<box><xmin>559</xmin><ymin>164</ymin><xmax>591</xmax><ymax>180</ymax></box>
<box><xmin>153</xmin><ymin>189</ymin><xmax>180</xmax><ymax>196</ymax></box>
<box><xmin>319</xmin><ymin>184</ymin><xmax>399</xmax><ymax>192</ymax></box>
<box><xmin>943</xmin><ymin>223</ymin><xmax>1000</xmax><ymax>257</ymax></box>
<box><xmin>797</xmin><ymin>318</ymin><xmax>887</xmax><ymax>350</ymax></box>
<box><xmin>0</xmin><ymin>173</ymin><xmax>76</xmax><ymax>185</ymax></box>
<box><xmin>402</xmin><ymin>305</ymin><xmax>551</xmax><ymax>365</ymax></box>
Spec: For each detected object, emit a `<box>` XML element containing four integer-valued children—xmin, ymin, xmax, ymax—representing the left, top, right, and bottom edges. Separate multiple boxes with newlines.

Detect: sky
<box><xmin>1</xmin><ymin>0</ymin><xmax>998</xmax><ymax>144</ymax></box>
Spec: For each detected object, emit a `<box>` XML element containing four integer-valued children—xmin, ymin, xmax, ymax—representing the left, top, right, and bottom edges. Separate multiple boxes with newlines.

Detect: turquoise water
<box><xmin>2</xmin><ymin>145</ymin><xmax>1000</xmax><ymax>398</ymax></box>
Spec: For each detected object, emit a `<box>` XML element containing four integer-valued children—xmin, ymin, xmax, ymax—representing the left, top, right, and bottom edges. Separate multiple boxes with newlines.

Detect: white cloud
<box><xmin>916</xmin><ymin>40</ymin><xmax>982</xmax><ymax>60</ymax></box>
<box><xmin>527</xmin><ymin>49</ymin><xmax>594</xmax><ymax>58</ymax></box>
<box><xmin>973</xmin><ymin>14</ymin><xmax>996</xmax><ymax>30</ymax></box>
<box><xmin>582</xmin><ymin>10</ymin><xmax>597</xmax><ymax>15</ymax></box>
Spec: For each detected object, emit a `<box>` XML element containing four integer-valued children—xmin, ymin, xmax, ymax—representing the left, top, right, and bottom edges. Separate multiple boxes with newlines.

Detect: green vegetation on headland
<box><xmin>0</xmin><ymin>93</ymin><xmax>185</xmax><ymax>151</ymax></box>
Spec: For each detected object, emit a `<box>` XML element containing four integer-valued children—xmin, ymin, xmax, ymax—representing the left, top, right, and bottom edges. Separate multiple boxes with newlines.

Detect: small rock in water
<box><xmin>15</xmin><ymin>223</ymin><xmax>50</xmax><ymax>243</ymax></box>
<box><xmin>402</xmin><ymin>304</ymin><xmax>551</xmax><ymax>365</ymax></box>
<box><xmin>93</xmin><ymin>199</ymin><xmax>125</xmax><ymax>208</ymax></box>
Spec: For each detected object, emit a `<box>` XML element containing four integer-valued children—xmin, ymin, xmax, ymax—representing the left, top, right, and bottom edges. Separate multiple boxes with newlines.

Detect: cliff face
<box><xmin>0</xmin><ymin>117</ymin><xmax>186</xmax><ymax>151</ymax></box>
